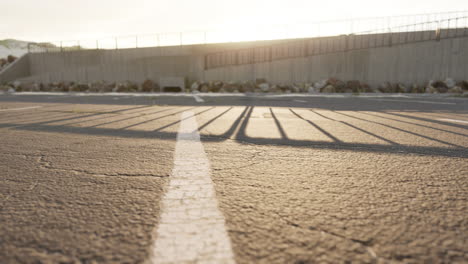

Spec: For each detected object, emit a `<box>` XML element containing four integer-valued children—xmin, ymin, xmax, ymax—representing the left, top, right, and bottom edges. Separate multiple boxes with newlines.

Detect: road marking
<box><xmin>366</xmin><ymin>99</ymin><xmax>456</xmax><ymax>105</ymax></box>
<box><xmin>149</xmin><ymin>111</ymin><xmax>235</xmax><ymax>264</ymax></box>
<box><xmin>437</xmin><ymin>118</ymin><xmax>468</xmax><ymax>124</ymax></box>
<box><xmin>293</xmin><ymin>100</ymin><xmax>307</xmax><ymax>103</ymax></box>
<box><xmin>0</xmin><ymin>106</ymin><xmax>42</xmax><ymax>112</ymax></box>
<box><xmin>193</xmin><ymin>95</ymin><xmax>205</xmax><ymax>103</ymax></box>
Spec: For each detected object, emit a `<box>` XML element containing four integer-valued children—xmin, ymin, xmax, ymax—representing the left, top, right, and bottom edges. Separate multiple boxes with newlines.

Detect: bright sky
<box><xmin>1</xmin><ymin>0</ymin><xmax>467</xmax><ymax>45</ymax></box>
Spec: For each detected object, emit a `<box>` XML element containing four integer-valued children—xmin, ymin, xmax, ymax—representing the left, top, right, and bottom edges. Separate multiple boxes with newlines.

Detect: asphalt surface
<box><xmin>0</xmin><ymin>92</ymin><xmax>467</xmax><ymax>263</ymax></box>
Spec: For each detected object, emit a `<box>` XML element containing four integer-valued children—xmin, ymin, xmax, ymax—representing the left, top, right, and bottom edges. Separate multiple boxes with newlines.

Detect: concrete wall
<box><xmin>0</xmin><ymin>54</ymin><xmax>31</xmax><ymax>83</ymax></box>
<box><xmin>24</xmin><ymin>46</ymin><xmax>205</xmax><ymax>83</ymax></box>
<box><xmin>204</xmin><ymin>36</ymin><xmax>468</xmax><ymax>86</ymax></box>
<box><xmin>1</xmin><ymin>30</ymin><xmax>467</xmax><ymax>87</ymax></box>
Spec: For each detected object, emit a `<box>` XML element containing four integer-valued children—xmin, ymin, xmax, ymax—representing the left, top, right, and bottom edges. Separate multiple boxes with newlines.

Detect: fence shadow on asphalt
<box><xmin>1</xmin><ymin>93</ymin><xmax>467</xmax><ymax>112</ymax></box>
<box><xmin>0</xmin><ymin>104</ymin><xmax>466</xmax><ymax>158</ymax></box>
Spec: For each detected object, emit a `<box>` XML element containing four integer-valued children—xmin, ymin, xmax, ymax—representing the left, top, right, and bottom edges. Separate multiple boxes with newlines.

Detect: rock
<box><xmin>275</xmin><ymin>84</ymin><xmax>288</xmax><ymax>93</ymax></box>
<box><xmin>361</xmin><ymin>83</ymin><xmax>375</xmax><ymax>93</ymax></box>
<box><xmin>395</xmin><ymin>83</ymin><xmax>406</xmax><ymax>93</ymax></box>
<box><xmin>73</xmin><ymin>83</ymin><xmax>89</xmax><ymax>92</ymax></box>
<box><xmin>39</xmin><ymin>83</ymin><xmax>48</xmax><ymax>92</ymax></box>
<box><xmin>321</xmin><ymin>85</ymin><xmax>336</xmax><ymax>93</ymax></box>
<box><xmin>89</xmin><ymin>81</ymin><xmax>109</xmax><ymax>93</ymax></box>
<box><xmin>222</xmin><ymin>82</ymin><xmax>239</xmax><ymax>93</ymax></box>
<box><xmin>7</xmin><ymin>55</ymin><xmax>17</xmax><ymax>64</ymax></box>
<box><xmin>141</xmin><ymin>79</ymin><xmax>156</xmax><ymax>92</ymax></box>
<box><xmin>68</xmin><ymin>83</ymin><xmax>89</xmax><ymax>92</ymax></box>
<box><xmin>410</xmin><ymin>84</ymin><xmax>422</xmax><ymax>93</ymax></box>
<box><xmin>308</xmin><ymin>86</ymin><xmax>318</xmax><ymax>93</ymax></box>
<box><xmin>444</xmin><ymin>78</ymin><xmax>456</xmax><ymax>88</ymax></box>
<box><xmin>128</xmin><ymin>82</ymin><xmax>139</xmax><ymax>92</ymax></box>
<box><xmin>64</xmin><ymin>82</ymin><xmax>75</xmax><ymax>92</ymax></box>
<box><xmin>68</xmin><ymin>84</ymin><xmax>79</xmax><ymax>92</ymax></box>
<box><xmin>431</xmin><ymin>80</ymin><xmax>448</xmax><ymax>93</ymax></box>
<box><xmin>21</xmin><ymin>82</ymin><xmax>39</xmax><ymax>92</ymax></box>
<box><xmin>346</xmin><ymin>80</ymin><xmax>362</xmax><ymax>93</ymax></box>
<box><xmin>456</xmin><ymin>81</ymin><xmax>468</xmax><ymax>91</ymax></box>
<box><xmin>293</xmin><ymin>83</ymin><xmax>306</xmax><ymax>93</ymax></box>
<box><xmin>425</xmin><ymin>85</ymin><xmax>437</xmax><ymax>94</ymax></box>
<box><xmin>0</xmin><ymin>85</ymin><xmax>12</xmax><ymax>92</ymax></box>
<box><xmin>448</xmin><ymin>86</ymin><xmax>463</xmax><ymax>94</ymax></box>
<box><xmin>291</xmin><ymin>85</ymin><xmax>301</xmax><ymax>93</ymax></box>
<box><xmin>200</xmin><ymin>84</ymin><xmax>210</xmax><ymax>93</ymax></box>
<box><xmin>255</xmin><ymin>78</ymin><xmax>267</xmax><ymax>85</ymax></box>
<box><xmin>327</xmin><ymin>78</ymin><xmax>346</xmax><ymax>92</ymax></box>
<box><xmin>378</xmin><ymin>82</ymin><xmax>393</xmax><ymax>93</ymax></box>
<box><xmin>190</xmin><ymin>81</ymin><xmax>200</xmax><ymax>92</ymax></box>
<box><xmin>0</xmin><ymin>58</ymin><xmax>7</xmax><ymax>67</ymax></box>
<box><xmin>13</xmin><ymin>81</ymin><xmax>22</xmax><ymax>88</ymax></box>
<box><xmin>314</xmin><ymin>80</ymin><xmax>327</xmax><ymax>90</ymax></box>
<box><xmin>258</xmin><ymin>83</ymin><xmax>269</xmax><ymax>92</ymax></box>
<box><xmin>241</xmin><ymin>82</ymin><xmax>255</xmax><ymax>93</ymax></box>
<box><xmin>113</xmin><ymin>81</ymin><xmax>138</xmax><ymax>92</ymax></box>
<box><xmin>113</xmin><ymin>83</ymin><xmax>127</xmax><ymax>93</ymax></box>
<box><xmin>269</xmin><ymin>85</ymin><xmax>281</xmax><ymax>93</ymax></box>
<box><xmin>210</xmin><ymin>81</ymin><xmax>223</xmax><ymax>93</ymax></box>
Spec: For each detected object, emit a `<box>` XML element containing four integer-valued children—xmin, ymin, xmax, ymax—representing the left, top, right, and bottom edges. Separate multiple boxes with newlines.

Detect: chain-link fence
<box><xmin>204</xmin><ymin>15</ymin><xmax>468</xmax><ymax>69</ymax></box>
<box><xmin>28</xmin><ymin>10</ymin><xmax>468</xmax><ymax>53</ymax></box>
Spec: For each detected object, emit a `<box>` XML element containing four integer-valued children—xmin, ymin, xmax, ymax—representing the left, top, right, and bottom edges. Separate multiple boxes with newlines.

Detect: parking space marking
<box><xmin>149</xmin><ymin>111</ymin><xmax>235</xmax><ymax>264</ymax></box>
<box><xmin>437</xmin><ymin>118</ymin><xmax>468</xmax><ymax>124</ymax></box>
<box><xmin>193</xmin><ymin>95</ymin><xmax>205</xmax><ymax>103</ymax></box>
<box><xmin>0</xmin><ymin>106</ymin><xmax>42</xmax><ymax>112</ymax></box>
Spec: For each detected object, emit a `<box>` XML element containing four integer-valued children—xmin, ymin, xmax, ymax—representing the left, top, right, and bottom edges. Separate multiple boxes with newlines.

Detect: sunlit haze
<box><xmin>1</xmin><ymin>0</ymin><xmax>467</xmax><ymax>46</ymax></box>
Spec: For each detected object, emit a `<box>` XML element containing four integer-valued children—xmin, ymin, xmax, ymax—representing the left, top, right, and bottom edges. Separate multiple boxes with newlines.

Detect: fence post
<box><xmin>136</xmin><ymin>36</ymin><xmax>138</xmax><ymax>48</ymax></box>
<box><xmin>96</xmin><ymin>40</ymin><xmax>99</xmax><ymax>50</ymax></box>
<box><xmin>115</xmin><ymin>37</ymin><xmax>118</xmax><ymax>49</ymax></box>
<box><xmin>60</xmin><ymin>41</ymin><xmax>63</xmax><ymax>52</ymax></box>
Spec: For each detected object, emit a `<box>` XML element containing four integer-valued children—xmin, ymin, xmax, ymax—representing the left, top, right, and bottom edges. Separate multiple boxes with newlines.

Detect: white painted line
<box><xmin>149</xmin><ymin>111</ymin><xmax>235</xmax><ymax>264</ymax></box>
<box><xmin>0</xmin><ymin>106</ymin><xmax>42</xmax><ymax>112</ymax></box>
<box><xmin>366</xmin><ymin>99</ymin><xmax>456</xmax><ymax>105</ymax></box>
<box><xmin>193</xmin><ymin>95</ymin><xmax>205</xmax><ymax>103</ymax></box>
<box><xmin>293</xmin><ymin>100</ymin><xmax>307</xmax><ymax>103</ymax></box>
<box><xmin>437</xmin><ymin>118</ymin><xmax>468</xmax><ymax>124</ymax></box>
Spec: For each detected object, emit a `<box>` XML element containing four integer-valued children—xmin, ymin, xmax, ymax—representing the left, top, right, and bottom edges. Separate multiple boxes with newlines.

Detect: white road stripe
<box><xmin>0</xmin><ymin>106</ymin><xmax>42</xmax><ymax>112</ymax></box>
<box><xmin>193</xmin><ymin>95</ymin><xmax>205</xmax><ymax>103</ymax></box>
<box><xmin>366</xmin><ymin>99</ymin><xmax>456</xmax><ymax>105</ymax></box>
<box><xmin>149</xmin><ymin>111</ymin><xmax>235</xmax><ymax>264</ymax></box>
<box><xmin>293</xmin><ymin>100</ymin><xmax>307</xmax><ymax>103</ymax></box>
<box><xmin>437</xmin><ymin>118</ymin><xmax>468</xmax><ymax>124</ymax></box>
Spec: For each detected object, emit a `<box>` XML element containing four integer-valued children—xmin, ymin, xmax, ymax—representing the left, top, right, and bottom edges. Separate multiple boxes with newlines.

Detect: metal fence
<box><xmin>28</xmin><ymin>10</ymin><xmax>468</xmax><ymax>53</ymax></box>
<box><xmin>204</xmin><ymin>15</ymin><xmax>468</xmax><ymax>69</ymax></box>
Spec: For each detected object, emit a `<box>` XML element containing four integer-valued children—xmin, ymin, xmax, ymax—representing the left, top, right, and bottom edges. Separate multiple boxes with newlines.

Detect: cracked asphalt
<box><xmin>0</xmin><ymin>93</ymin><xmax>467</xmax><ymax>263</ymax></box>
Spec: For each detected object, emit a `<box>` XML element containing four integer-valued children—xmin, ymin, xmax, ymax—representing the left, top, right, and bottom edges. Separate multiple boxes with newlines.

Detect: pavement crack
<box><xmin>275</xmin><ymin>214</ymin><xmax>382</xmax><ymax>262</ymax></box>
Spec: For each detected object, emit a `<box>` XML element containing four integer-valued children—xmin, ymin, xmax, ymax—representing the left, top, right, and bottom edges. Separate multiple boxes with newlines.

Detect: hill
<box><xmin>0</xmin><ymin>39</ymin><xmax>56</xmax><ymax>58</ymax></box>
